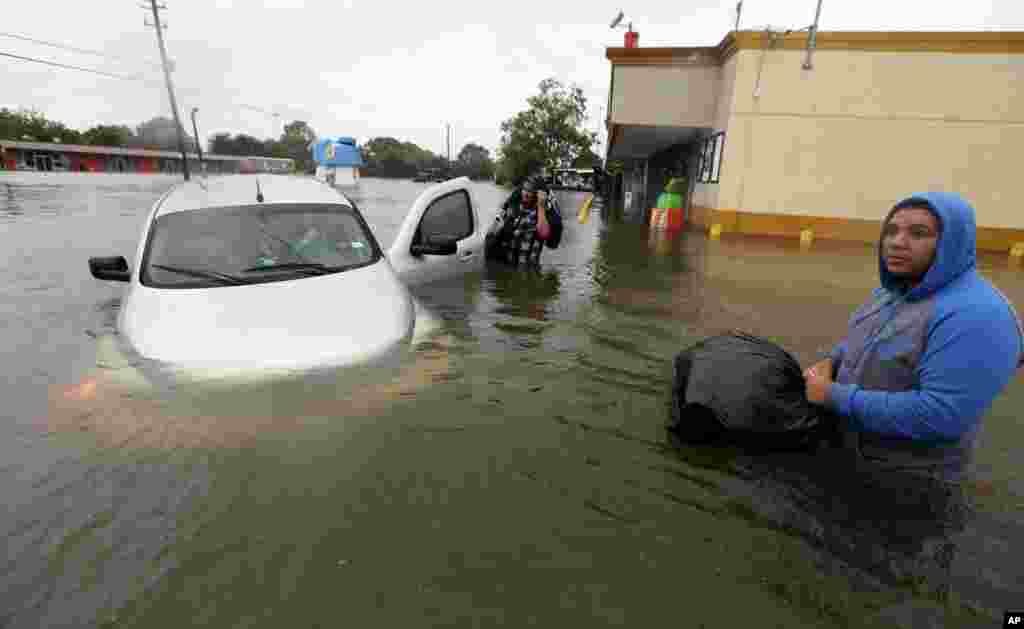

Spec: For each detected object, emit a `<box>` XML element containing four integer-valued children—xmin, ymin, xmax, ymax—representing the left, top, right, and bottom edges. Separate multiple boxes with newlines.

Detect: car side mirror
<box><xmin>410</xmin><ymin>236</ymin><xmax>458</xmax><ymax>257</ymax></box>
<box><xmin>89</xmin><ymin>256</ymin><xmax>130</xmax><ymax>282</ymax></box>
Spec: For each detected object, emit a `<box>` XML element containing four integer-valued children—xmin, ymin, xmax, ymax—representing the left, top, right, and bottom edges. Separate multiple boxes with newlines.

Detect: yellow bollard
<box><xmin>799</xmin><ymin>228</ymin><xmax>814</xmax><ymax>249</ymax></box>
<box><xmin>1010</xmin><ymin>242</ymin><xmax>1024</xmax><ymax>265</ymax></box>
<box><xmin>578</xmin><ymin>195</ymin><xmax>594</xmax><ymax>224</ymax></box>
<box><xmin>656</xmin><ymin>234</ymin><xmax>671</xmax><ymax>256</ymax></box>
<box><xmin>649</xmin><ymin>228</ymin><xmax>672</xmax><ymax>256</ymax></box>
<box><xmin>709</xmin><ymin>223</ymin><xmax>722</xmax><ymax>240</ymax></box>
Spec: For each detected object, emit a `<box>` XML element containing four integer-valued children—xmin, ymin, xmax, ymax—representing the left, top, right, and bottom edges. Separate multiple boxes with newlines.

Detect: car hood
<box><xmin>119</xmin><ymin>260</ymin><xmax>415</xmax><ymax>371</ymax></box>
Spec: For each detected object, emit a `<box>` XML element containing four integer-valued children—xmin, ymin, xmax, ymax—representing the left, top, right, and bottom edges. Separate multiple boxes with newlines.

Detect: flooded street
<box><xmin>2</xmin><ymin>173</ymin><xmax>1022</xmax><ymax>628</ymax></box>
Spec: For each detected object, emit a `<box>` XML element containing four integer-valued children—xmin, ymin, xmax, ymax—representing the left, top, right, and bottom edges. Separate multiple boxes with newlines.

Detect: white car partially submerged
<box><xmin>88</xmin><ymin>174</ymin><xmax>486</xmax><ymax>376</ymax></box>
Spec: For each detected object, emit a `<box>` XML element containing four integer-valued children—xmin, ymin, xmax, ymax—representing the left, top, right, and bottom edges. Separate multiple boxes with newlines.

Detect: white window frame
<box><xmin>696</xmin><ymin>132</ymin><xmax>725</xmax><ymax>185</ymax></box>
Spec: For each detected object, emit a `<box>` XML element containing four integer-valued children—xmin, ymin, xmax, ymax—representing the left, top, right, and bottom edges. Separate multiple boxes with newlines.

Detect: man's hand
<box><xmin>803</xmin><ymin>358</ymin><xmax>833</xmax><ymax>405</ymax></box>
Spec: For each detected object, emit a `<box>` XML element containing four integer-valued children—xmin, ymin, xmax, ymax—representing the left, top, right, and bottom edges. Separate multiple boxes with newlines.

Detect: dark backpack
<box><xmin>544</xmin><ymin>198</ymin><xmax>563</xmax><ymax>249</ymax></box>
<box><xmin>484</xmin><ymin>192</ymin><xmax>520</xmax><ymax>261</ymax></box>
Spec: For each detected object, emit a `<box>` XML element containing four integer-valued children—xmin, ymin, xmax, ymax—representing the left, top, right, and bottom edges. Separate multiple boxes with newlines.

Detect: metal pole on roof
<box><xmin>803</xmin><ymin>0</ymin><xmax>824</xmax><ymax>70</ymax></box>
<box><xmin>145</xmin><ymin>0</ymin><xmax>190</xmax><ymax>181</ymax></box>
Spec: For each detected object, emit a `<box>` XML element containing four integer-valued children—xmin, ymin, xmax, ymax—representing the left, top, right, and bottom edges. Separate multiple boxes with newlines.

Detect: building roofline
<box><xmin>605</xmin><ymin>46</ymin><xmax>721</xmax><ymax>66</ymax></box>
<box><xmin>0</xmin><ymin>139</ymin><xmax>293</xmax><ymax>162</ymax></box>
<box><xmin>607</xmin><ymin>30</ymin><xmax>1024</xmax><ymax>66</ymax></box>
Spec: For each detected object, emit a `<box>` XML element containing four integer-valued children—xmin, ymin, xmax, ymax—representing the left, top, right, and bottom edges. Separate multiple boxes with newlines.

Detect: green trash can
<box><xmin>656</xmin><ymin>192</ymin><xmax>683</xmax><ymax>209</ymax></box>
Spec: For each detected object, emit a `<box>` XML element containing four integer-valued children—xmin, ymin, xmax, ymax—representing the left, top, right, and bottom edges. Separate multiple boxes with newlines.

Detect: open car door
<box><xmin>387</xmin><ymin>176</ymin><xmax>485</xmax><ymax>288</ymax></box>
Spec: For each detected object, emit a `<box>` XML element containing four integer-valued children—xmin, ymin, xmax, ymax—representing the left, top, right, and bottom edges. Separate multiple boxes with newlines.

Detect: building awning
<box><xmin>604</xmin><ymin>45</ymin><xmax>720</xmax><ymax>164</ymax></box>
<box><xmin>607</xmin><ymin>124</ymin><xmax>702</xmax><ymax>162</ymax></box>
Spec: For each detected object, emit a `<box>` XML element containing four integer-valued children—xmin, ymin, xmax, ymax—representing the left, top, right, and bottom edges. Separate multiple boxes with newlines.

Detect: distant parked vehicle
<box><xmin>548</xmin><ymin>168</ymin><xmax>595</xmax><ymax>192</ymax></box>
<box><xmin>413</xmin><ymin>168</ymin><xmax>448</xmax><ymax>183</ymax></box>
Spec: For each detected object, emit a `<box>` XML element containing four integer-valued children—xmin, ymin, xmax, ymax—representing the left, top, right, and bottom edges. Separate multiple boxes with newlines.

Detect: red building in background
<box><xmin>0</xmin><ymin>140</ymin><xmax>292</xmax><ymax>174</ymax></box>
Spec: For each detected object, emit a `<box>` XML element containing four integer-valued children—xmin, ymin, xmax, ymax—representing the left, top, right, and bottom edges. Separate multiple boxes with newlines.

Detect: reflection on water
<box><xmin>43</xmin><ymin>334</ymin><xmax>458</xmax><ymax>451</ymax></box>
<box><xmin>2</xmin><ymin>173</ymin><xmax>1022</xmax><ymax>628</ymax></box>
<box><xmin>486</xmin><ymin>265</ymin><xmax>561</xmax><ymax>322</ymax></box>
<box><xmin>2</xmin><ymin>181</ymin><xmax>23</xmax><ymax>216</ymax></box>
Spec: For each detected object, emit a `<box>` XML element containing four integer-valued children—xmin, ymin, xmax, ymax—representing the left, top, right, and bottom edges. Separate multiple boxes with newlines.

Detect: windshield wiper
<box><xmin>150</xmin><ymin>264</ymin><xmax>245</xmax><ymax>285</ymax></box>
<box><xmin>241</xmin><ymin>262</ymin><xmax>338</xmax><ymax>274</ymax></box>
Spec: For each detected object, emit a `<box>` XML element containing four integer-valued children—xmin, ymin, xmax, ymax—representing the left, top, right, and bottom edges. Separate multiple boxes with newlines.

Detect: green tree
<box><xmin>209</xmin><ymin>132</ymin><xmax>285</xmax><ymax>160</ymax></box>
<box><xmin>456</xmin><ymin>142</ymin><xmax>495</xmax><ymax>180</ymax></box>
<box><xmin>278</xmin><ymin>120</ymin><xmax>316</xmax><ymax>174</ymax></box>
<box><xmin>131</xmin><ymin>116</ymin><xmax>196</xmax><ymax>152</ymax></box>
<box><xmin>0</xmin><ymin>108</ymin><xmax>81</xmax><ymax>143</ymax></box>
<box><xmin>498</xmin><ymin>78</ymin><xmax>597</xmax><ymax>185</ymax></box>
<box><xmin>267</xmin><ymin>139</ymin><xmax>289</xmax><ymax>160</ymax></box>
<box><xmin>362</xmin><ymin>136</ymin><xmax>441</xmax><ymax>178</ymax></box>
<box><xmin>209</xmin><ymin>132</ymin><xmax>234</xmax><ymax>154</ymax></box>
<box><xmin>571</xmin><ymin>147</ymin><xmax>602</xmax><ymax>169</ymax></box>
<box><xmin>210</xmin><ymin>132</ymin><xmax>267</xmax><ymax>156</ymax></box>
<box><xmin>82</xmin><ymin>124</ymin><xmax>134</xmax><ymax>147</ymax></box>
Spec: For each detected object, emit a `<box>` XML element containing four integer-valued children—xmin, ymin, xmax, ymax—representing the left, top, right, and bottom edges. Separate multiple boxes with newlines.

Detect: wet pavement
<box><xmin>1</xmin><ymin>172</ymin><xmax>1021</xmax><ymax>628</ymax></box>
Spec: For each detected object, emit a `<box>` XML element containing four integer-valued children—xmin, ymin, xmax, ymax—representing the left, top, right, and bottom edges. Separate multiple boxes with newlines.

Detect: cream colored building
<box><xmin>605</xmin><ymin>30</ymin><xmax>1024</xmax><ymax>252</ymax></box>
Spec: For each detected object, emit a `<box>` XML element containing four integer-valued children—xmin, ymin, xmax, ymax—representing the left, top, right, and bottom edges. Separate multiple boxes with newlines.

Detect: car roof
<box><xmin>155</xmin><ymin>175</ymin><xmax>353</xmax><ymax>218</ymax></box>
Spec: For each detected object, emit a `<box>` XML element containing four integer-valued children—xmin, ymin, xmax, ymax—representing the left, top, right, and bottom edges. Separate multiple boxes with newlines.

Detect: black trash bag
<box><xmin>668</xmin><ymin>332</ymin><xmax>840</xmax><ymax>453</ymax></box>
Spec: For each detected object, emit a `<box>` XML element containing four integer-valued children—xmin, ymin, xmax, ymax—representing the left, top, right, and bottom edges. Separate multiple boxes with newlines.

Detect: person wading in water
<box><xmin>485</xmin><ymin>174</ymin><xmax>563</xmax><ymax>267</ymax></box>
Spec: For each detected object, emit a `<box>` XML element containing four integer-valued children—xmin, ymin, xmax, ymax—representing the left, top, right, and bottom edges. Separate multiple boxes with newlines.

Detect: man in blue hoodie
<box><xmin>803</xmin><ymin>192</ymin><xmax>1023</xmax><ymax>480</ymax></box>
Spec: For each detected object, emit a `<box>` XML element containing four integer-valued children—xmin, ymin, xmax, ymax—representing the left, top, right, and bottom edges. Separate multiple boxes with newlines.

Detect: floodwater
<box><xmin>1</xmin><ymin>172</ymin><xmax>1021</xmax><ymax>628</ymax></box>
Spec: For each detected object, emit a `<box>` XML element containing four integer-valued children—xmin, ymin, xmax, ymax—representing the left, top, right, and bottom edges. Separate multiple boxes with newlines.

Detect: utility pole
<box><xmin>190</xmin><ymin>107</ymin><xmax>204</xmax><ymax>171</ymax></box>
<box><xmin>144</xmin><ymin>0</ymin><xmax>190</xmax><ymax>180</ymax></box>
<box><xmin>446</xmin><ymin>123</ymin><xmax>451</xmax><ymax>167</ymax></box>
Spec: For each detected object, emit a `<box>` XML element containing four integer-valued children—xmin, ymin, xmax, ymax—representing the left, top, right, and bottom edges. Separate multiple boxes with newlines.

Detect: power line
<box><xmin>0</xmin><ymin>30</ymin><xmax>162</xmax><ymax>69</ymax></box>
<box><xmin>0</xmin><ymin>50</ymin><xmax>150</xmax><ymax>82</ymax></box>
<box><xmin>3</xmin><ymin>49</ymin><xmax>289</xmax><ymax>124</ymax></box>
<box><xmin>0</xmin><ymin>28</ymin><xmax>302</xmax><ymax>122</ymax></box>
<box><xmin>3</xmin><ymin>51</ymin><xmax>299</xmax><ymax>139</ymax></box>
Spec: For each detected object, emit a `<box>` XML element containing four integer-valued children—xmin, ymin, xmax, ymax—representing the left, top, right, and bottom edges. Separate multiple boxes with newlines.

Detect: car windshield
<box><xmin>141</xmin><ymin>202</ymin><xmax>381</xmax><ymax>288</ymax></box>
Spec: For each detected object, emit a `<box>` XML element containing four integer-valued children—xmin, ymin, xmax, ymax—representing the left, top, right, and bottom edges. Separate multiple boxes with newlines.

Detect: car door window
<box><xmin>418</xmin><ymin>190</ymin><xmax>472</xmax><ymax>244</ymax></box>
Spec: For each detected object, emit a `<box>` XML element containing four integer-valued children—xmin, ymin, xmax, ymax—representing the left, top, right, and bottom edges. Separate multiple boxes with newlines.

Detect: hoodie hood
<box><xmin>879</xmin><ymin>191</ymin><xmax>977</xmax><ymax>301</ymax></box>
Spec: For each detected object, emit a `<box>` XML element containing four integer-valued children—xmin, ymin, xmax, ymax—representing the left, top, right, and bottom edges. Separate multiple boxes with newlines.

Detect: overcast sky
<box><xmin>3</xmin><ymin>0</ymin><xmax>1022</xmax><ymax>158</ymax></box>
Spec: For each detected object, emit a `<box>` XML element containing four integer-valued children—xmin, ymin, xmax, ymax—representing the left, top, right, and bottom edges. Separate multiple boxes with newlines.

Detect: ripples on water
<box><xmin>1</xmin><ymin>172</ymin><xmax>1021</xmax><ymax>628</ymax></box>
